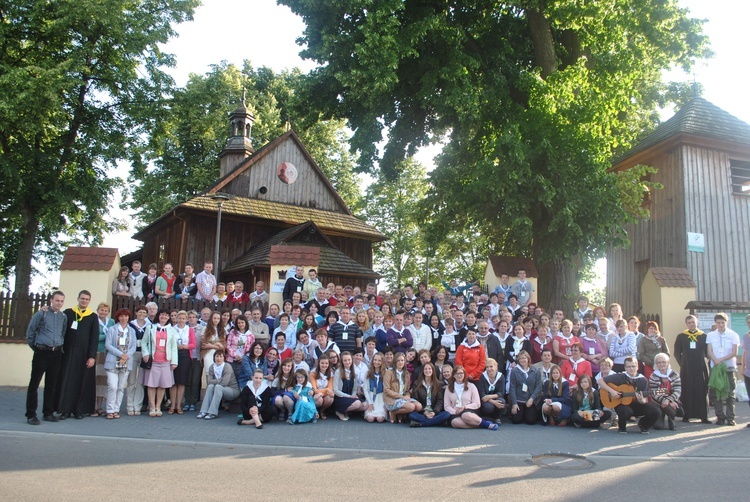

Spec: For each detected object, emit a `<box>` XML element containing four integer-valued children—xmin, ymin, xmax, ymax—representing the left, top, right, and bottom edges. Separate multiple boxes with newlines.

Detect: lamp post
<box><xmin>211</xmin><ymin>193</ymin><xmax>231</xmax><ymax>282</ymax></box>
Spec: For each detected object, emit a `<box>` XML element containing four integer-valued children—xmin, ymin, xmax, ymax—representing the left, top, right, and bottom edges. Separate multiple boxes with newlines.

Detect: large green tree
<box><xmin>129</xmin><ymin>62</ymin><xmax>363</xmax><ymax>224</ymax></box>
<box><xmin>282</xmin><ymin>0</ymin><xmax>708</xmax><ymax>309</ymax></box>
<box><xmin>0</xmin><ymin>0</ymin><xmax>198</xmax><ymax>295</ymax></box>
<box><xmin>366</xmin><ymin>158</ymin><xmax>429</xmax><ymax>287</ymax></box>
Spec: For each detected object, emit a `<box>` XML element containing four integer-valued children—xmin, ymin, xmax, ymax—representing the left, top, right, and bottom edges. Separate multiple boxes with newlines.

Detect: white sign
<box><xmin>271</xmin><ymin>280</ymin><xmax>286</xmax><ymax>293</ymax></box>
<box><xmin>687</xmin><ymin>232</ymin><xmax>705</xmax><ymax>253</ymax></box>
<box><xmin>696</xmin><ymin>313</ymin><xmax>715</xmax><ymax>332</ymax></box>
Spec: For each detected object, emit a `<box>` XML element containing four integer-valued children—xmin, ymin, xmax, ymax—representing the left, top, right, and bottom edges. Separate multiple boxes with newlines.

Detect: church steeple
<box><xmin>219</xmin><ymin>89</ymin><xmax>255</xmax><ymax>177</ymax></box>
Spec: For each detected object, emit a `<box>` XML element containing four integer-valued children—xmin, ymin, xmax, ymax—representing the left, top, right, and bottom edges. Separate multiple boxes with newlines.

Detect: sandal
<box><xmin>127</xmin><ymin>411</ymin><xmax>135</xmax><ymax>416</ymax></box>
<box><xmin>149</xmin><ymin>409</ymin><xmax>157</xmax><ymax>417</ymax></box>
<box><xmin>134</xmin><ymin>410</ymin><xmax>141</xmax><ymax>416</ymax></box>
<box><xmin>106</xmin><ymin>413</ymin><xmax>114</xmax><ymax>419</ymax></box>
<box><xmin>175</xmin><ymin>409</ymin><xmax>184</xmax><ymax>415</ymax></box>
<box><xmin>155</xmin><ymin>410</ymin><xmax>163</xmax><ymax>417</ymax></box>
<box><xmin>167</xmin><ymin>409</ymin><xmax>175</xmax><ymax>415</ymax></box>
<box><xmin>113</xmin><ymin>413</ymin><xmax>120</xmax><ymax>419</ymax></box>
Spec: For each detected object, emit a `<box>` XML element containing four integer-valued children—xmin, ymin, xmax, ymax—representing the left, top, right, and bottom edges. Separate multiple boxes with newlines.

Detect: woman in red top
<box><xmin>455</xmin><ymin>330</ymin><xmax>486</xmax><ymax>382</ymax></box>
<box><xmin>560</xmin><ymin>343</ymin><xmax>592</xmax><ymax>392</ymax></box>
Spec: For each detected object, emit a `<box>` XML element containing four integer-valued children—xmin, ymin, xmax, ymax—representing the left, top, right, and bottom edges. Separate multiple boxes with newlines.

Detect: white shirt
<box><xmin>706</xmin><ymin>328</ymin><xmax>740</xmax><ymax>369</ymax></box>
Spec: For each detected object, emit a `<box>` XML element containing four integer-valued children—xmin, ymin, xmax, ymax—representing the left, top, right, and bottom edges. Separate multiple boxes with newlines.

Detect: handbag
<box><xmin>140</xmin><ymin>357</ymin><xmax>153</xmax><ymax>370</ymax></box>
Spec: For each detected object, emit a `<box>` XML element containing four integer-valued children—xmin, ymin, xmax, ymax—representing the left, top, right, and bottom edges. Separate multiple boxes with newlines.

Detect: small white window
<box><xmin>730</xmin><ymin>159</ymin><xmax>750</xmax><ymax>195</ymax></box>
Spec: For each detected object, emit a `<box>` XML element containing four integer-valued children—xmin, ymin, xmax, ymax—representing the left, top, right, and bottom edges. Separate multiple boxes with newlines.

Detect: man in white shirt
<box><xmin>194</xmin><ymin>261</ymin><xmax>217</xmax><ymax>301</ymax></box>
<box><xmin>706</xmin><ymin>312</ymin><xmax>740</xmax><ymax>426</ymax></box>
<box><xmin>128</xmin><ymin>261</ymin><xmax>145</xmax><ymax>299</ymax></box>
<box><xmin>510</xmin><ymin>269</ymin><xmax>535</xmax><ymax>307</ymax></box>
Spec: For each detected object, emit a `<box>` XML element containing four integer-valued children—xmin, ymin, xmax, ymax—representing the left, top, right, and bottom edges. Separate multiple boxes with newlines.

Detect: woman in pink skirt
<box><xmin>141</xmin><ymin>309</ymin><xmax>178</xmax><ymax>417</ymax></box>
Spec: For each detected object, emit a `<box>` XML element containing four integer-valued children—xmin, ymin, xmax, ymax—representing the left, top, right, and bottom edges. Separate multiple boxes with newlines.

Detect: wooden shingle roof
<box><xmin>223</xmin><ymin>222</ymin><xmax>380</xmax><ymax>278</ymax></box>
<box><xmin>176</xmin><ymin>195</ymin><xmax>386</xmax><ymax>241</ymax></box>
<box><xmin>615</xmin><ymin>97</ymin><xmax>750</xmax><ymax>165</ymax></box>
<box><xmin>487</xmin><ymin>256</ymin><xmax>538</xmax><ymax>278</ymax></box>
<box><xmin>650</xmin><ymin>267</ymin><xmax>695</xmax><ymax>288</ymax></box>
<box><xmin>60</xmin><ymin>247</ymin><xmax>118</xmax><ymax>271</ymax></box>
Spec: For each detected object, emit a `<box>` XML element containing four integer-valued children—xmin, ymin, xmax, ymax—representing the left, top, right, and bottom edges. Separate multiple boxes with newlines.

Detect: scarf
<box><xmin>683</xmin><ymin>329</ymin><xmax>704</xmax><ymax>343</ymax></box>
<box><xmin>482</xmin><ymin>371</ymin><xmax>503</xmax><ymax>392</ymax></box>
<box><xmin>73</xmin><ymin>306</ymin><xmax>93</xmax><ymax>321</ymax></box>
<box><xmin>213</xmin><ymin>362</ymin><xmax>226</xmax><ymax>380</ymax></box>
<box><xmin>652</xmin><ymin>366</ymin><xmax>673</xmax><ymax>379</ymax></box>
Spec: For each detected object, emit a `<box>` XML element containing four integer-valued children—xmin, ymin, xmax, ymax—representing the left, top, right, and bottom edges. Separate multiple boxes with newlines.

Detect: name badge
<box><xmin>690</xmin><ymin>341</ymin><xmax>696</xmax><ymax>349</ymax></box>
<box><xmin>450</xmin><ymin>343</ymin><xmax>456</xmax><ymax>352</ymax></box>
<box><xmin>589</xmin><ymin>347</ymin><xmax>595</xmax><ymax>355</ymax></box>
<box><xmin>119</xmin><ymin>336</ymin><xmax>127</xmax><ymax>346</ymax></box>
<box><xmin>566</xmin><ymin>347</ymin><xmax>572</xmax><ymax>355</ymax></box>
<box><xmin>159</xmin><ymin>339</ymin><xmax>166</xmax><ymax>347</ymax></box>
<box><xmin>71</xmin><ymin>321</ymin><xmax>78</xmax><ymax>330</ymax></box>
<box><xmin>520</xmin><ymin>291</ymin><xmax>527</xmax><ymax>298</ymax></box>
<box><xmin>522</xmin><ymin>383</ymin><xmax>528</xmax><ymax>393</ymax></box>
<box><xmin>568</xmin><ymin>373</ymin><xmax>575</xmax><ymax>381</ymax></box>
<box><xmin>136</xmin><ymin>340</ymin><xmax>142</xmax><ymax>348</ymax></box>
<box><xmin>342</xmin><ymin>331</ymin><xmax>349</xmax><ymax>340</ymax></box>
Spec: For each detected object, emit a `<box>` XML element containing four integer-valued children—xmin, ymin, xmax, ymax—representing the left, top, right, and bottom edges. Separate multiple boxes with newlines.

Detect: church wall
<box><xmin>224</xmin><ymin>137</ymin><xmax>347</xmax><ymax>213</ymax></box>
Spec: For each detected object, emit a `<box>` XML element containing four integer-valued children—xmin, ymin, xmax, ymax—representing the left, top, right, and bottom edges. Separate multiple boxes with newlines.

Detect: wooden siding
<box><xmin>608</xmin><ymin>143</ymin><xmax>750</xmax><ymax>314</ymax></box>
<box><xmin>607</xmin><ymin>148</ymin><xmax>686</xmax><ymax>315</ymax></box>
<box><xmin>224</xmin><ymin>137</ymin><xmax>347</xmax><ymax>212</ymax></box>
<box><xmin>683</xmin><ymin>145</ymin><xmax>750</xmax><ymax>303</ymax></box>
<box><xmin>139</xmin><ymin>211</ymin><xmax>374</xmax><ymax>285</ymax></box>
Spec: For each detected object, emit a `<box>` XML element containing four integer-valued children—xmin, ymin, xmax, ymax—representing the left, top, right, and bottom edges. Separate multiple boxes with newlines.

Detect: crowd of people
<box><xmin>25</xmin><ymin>261</ymin><xmax>749</xmax><ymax>436</ymax></box>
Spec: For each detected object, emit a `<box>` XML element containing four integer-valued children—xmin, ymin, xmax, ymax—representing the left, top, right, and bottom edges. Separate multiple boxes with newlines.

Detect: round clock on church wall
<box><xmin>277</xmin><ymin>162</ymin><xmax>298</xmax><ymax>184</ymax></box>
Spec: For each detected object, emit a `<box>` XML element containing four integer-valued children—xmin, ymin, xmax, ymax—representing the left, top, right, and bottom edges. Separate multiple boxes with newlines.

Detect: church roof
<box><xmin>177</xmin><ymin>195</ymin><xmax>385</xmax><ymax>241</ymax></box>
<box><xmin>615</xmin><ymin>97</ymin><xmax>750</xmax><ymax>165</ymax></box>
<box><xmin>222</xmin><ymin>221</ymin><xmax>380</xmax><ymax>277</ymax></box>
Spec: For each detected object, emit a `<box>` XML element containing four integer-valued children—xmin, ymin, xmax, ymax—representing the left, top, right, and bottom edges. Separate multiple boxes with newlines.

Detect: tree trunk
<box><xmin>14</xmin><ymin>205</ymin><xmax>37</xmax><ymax>296</ymax></box>
<box><xmin>12</xmin><ymin>205</ymin><xmax>38</xmax><ymax>332</ymax></box>
<box><xmin>536</xmin><ymin>255</ymin><xmax>582</xmax><ymax>317</ymax></box>
<box><xmin>527</xmin><ymin>8</ymin><xmax>557</xmax><ymax>78</ymax></box>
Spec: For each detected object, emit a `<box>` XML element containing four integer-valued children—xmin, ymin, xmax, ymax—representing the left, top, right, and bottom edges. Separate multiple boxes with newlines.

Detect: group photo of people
<box><xmin>25</xmin><ymin>261</ymin><xmax>749</xmax><ymax>436</ymax></box>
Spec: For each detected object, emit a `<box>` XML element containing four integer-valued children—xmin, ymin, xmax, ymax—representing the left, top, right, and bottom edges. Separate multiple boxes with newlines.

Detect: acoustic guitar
<box><xmin>599</xmin><ymin>384</ymin><xmax>666</xmax><ymax>408</ymax></box>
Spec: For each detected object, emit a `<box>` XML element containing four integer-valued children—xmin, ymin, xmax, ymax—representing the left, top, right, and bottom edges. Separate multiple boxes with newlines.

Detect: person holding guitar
<box><xmin>598</xmin><ymin>356</ymin><xmax>660</xmax><ymax>434</ymax></box>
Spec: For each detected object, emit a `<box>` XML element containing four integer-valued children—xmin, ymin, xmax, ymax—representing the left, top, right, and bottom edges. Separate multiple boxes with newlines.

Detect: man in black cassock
<box><xmin>55</xmin><ymin>290</ymin><xmax>99</xmax><ymax>419</ymax></box>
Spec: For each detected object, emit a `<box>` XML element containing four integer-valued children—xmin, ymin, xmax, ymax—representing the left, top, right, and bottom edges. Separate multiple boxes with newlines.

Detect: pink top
<box><xmin>154</xmin><ymin>329</ymin><xmax>168</xmax><ymax>363</ymax></box>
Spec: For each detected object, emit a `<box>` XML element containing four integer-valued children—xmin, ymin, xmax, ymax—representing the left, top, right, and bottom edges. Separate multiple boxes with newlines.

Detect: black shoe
<box><xmin>74</xmin><ymin>413</ymin><xmax>84</xmax><ymax>420</ymax></box>
<box><xmin>682</xmin><ymin>417</ymin><xmax>690</xmax><ymax>423</ymax></box>
<box><xmin>667</xmin><ymin>417</ymin><xmax>675</xmax><ymax>431</ymax></box>
<box><xmin>639</xmin><ymin>428</ymin><xmax>650</xmax><ymax>434</ymax></box>
<box><xmin>237</xmin><ymin>418</ymin><xmax>244</xmax><ymax>426</ymax></box>
<box><xmin>726</xmin><ymin>420</ymin><xmax>736</xmax><ymax>426</ymax></box>
<box><xmin>27</xmin><ymin>416</ymin><xmax>41</xmax><ymax>425</ymax></box>
<box><xmin>57</xmin><ymin>413</ymin><xmax>68</xmax><ymax>420</ymax></box>
<box><xmin>715</xmin><ymin>419</ymin><xmax>725</xmax><ymax>425</ymax></box>
<box><xmin>700</xmin><ymin>418</ymin><xmax>710</xmax><ymax>424</ymax></box>
<box><xmin>409</xmin><ymin>420</ymin><xmax>421</xmax><ymax>428</ymax></box>
<box><xmin>43</xmin><ymin>415</ymin><xmax>59</xmax><ymax>423</ymax></box>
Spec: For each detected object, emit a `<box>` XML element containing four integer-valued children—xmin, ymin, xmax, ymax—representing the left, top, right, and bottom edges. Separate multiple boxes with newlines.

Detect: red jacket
<box><xmin>455</xmin><ymin>341</ymin><xmax>486</xmax><ymax>381</ymax></box>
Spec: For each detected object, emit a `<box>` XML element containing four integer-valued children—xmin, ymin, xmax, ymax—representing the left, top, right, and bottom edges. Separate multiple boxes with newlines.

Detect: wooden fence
<box><xmin>0</xmin><ymin>292</ymin><xmax>54</xmax><ymax>341</ymax></box>
<box><xmin>110</xmin><ymin>296</ymin><xmax>254</xmax><ymax>317</ymax></box>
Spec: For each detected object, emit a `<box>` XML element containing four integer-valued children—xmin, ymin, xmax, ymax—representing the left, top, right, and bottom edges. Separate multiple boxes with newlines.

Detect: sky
<box><xmin>28</xmin><ymin>0</ymin><xmax>750</xmax><ymax>290</ymax></box>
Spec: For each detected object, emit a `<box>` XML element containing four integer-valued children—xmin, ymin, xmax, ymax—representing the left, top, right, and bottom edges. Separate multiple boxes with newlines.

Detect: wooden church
<box><xmin>128</xmin><ymin>98</ymin><xmax>386</xmax><ymax>289</ymax></box>
<box><xmin>607</xmin><ymin>97</ymin><xmax>750</xmax><ymax>315</ymax></box>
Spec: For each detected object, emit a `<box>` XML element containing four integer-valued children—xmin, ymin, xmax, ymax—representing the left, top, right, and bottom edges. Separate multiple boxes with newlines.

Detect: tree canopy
<box><xmin>0</xmin><ymin>0</ymin><xmax>199</xmax><ymax>294</ymax></box>
<box><xmin>281</xmin><ymin>0</ymin><xmax>709</xmax><ymax>308</ymax></box>
<box><xmin>129</xmin><ymin>61</ymin><xmax>364</xmax><ymax>225</ymax></box>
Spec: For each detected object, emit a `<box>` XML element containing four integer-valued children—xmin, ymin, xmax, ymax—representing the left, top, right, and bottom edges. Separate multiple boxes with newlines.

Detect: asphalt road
<box><xmin>1</xmin><ymin>386</ymin><xmax>747</xmax><ymax>500</ymax></box>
